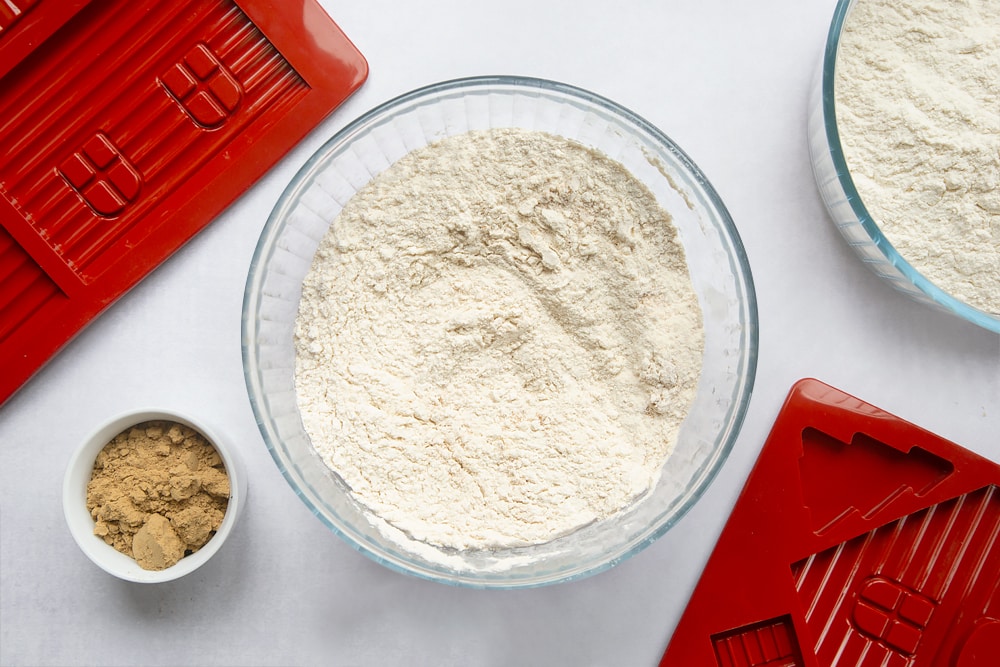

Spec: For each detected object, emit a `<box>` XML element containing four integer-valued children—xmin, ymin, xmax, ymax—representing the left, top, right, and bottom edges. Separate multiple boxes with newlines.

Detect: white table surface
<box><xmin>2</xmin><ymin>1</ymin><xmax>998</xmax><ymax>665</ymax></box>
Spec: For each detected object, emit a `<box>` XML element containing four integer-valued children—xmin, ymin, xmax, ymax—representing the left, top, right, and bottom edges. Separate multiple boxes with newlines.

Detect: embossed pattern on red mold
<box><xmin>0</xmin><ymin>0</ymin><xmax>367</xmax><ymax>406</ymax></box>
<box><xmin>712</xmin><ymin>616</ymin><xmax>804</xmax><ymax>667</ymax></box>
<box><xmin>660</xmin><ymin>379</ymin><xmax>1000</xmax><ymax>667</ymax></box>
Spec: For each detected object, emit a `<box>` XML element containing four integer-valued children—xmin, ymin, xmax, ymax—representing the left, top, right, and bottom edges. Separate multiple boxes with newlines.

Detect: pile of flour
<box><xmin>294</xmin><ymin>128</ymin><xmax>703</xmax><ymax>550</ymax></box>
<box><xmin>835</xmin><ymin>0</ymin><xmax>1000</xmax><ymax>314</ymax></box>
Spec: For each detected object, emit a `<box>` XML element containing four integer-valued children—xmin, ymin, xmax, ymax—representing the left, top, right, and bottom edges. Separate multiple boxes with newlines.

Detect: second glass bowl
<box><xmin>808</xmin><ymin>0</ymin><xmax>1000</xmax><ymax>334</ymax></box>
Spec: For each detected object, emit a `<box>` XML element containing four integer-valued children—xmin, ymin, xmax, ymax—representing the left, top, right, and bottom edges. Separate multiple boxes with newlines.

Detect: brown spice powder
<box><xmin>86</xmin><ymin>420</ymin><xmax>230</xmax><ymax>571</ymax></box>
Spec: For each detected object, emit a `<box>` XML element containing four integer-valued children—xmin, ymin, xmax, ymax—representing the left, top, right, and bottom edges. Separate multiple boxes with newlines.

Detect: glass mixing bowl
<box><xmin>808</xmin><ymin>0</ymin><xmax>1000</xmax><ymax>334</ymax></box>
<box><xmin>242</xmin><ymin>76</ymin><xmax>758</xmax><ymax>587</ymax></box>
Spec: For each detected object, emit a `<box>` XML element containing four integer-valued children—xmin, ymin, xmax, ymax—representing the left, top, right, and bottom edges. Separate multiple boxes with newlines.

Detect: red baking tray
<box><xmin>661</xmin><ymin>379</ymin><xmax>999</xmax><ymax>667</ymax></box>
<box><xmin>0</xmin><ymin>0</ymin><xmax>367</xmax><ymax>406</ymax></box>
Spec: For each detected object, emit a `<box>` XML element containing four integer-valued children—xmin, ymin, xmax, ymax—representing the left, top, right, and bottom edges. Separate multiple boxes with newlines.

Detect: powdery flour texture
<box><xmin>294</xmin><ymin>128</ymin><xmax>703</xmax><ymax>550</ymax></box>
<box><xmin>836</xmin><ymin>0</ymin><xmax>1000</xmax><ymax>314</ymax></box>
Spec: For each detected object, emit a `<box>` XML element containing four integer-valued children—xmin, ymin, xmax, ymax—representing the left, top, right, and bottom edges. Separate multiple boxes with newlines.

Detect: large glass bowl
<box><xmin>808</xmin><ymin>0</ymin><xmax>1000</xmax><ymax>334</ymax></box>
<box><xmin>242</xmin><ymin>76</ymin><xmax>758</xmax><ymax>588</ymax></box>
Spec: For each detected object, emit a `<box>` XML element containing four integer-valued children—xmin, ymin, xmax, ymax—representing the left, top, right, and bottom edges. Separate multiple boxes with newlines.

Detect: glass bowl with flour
<box><xmin>809</xmin><ymin>0</ymin><xmax>1000</xmax><ymax>333</ymax></box>
<box><xmin>243</xmin><ymin>76</ymin><xmax>757</xmax><ymax>587</ymax></box>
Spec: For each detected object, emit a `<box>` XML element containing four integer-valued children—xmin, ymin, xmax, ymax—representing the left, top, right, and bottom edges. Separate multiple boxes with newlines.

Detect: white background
<box><xmin>2</xmin><ymin>1</ymin><xmax>998</xmax><ymax>665</ymax></box>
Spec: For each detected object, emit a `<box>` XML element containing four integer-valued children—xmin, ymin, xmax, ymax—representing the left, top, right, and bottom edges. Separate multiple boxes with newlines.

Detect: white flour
<box><xmin>294</xmin><ymin>128</ymin><xmax>703</xmax><ymax>550</ymax></box>
<box><xmin>835</xmin><ymin>0</ymin><xmax>1000</xmax><ymax>314</ymax></box>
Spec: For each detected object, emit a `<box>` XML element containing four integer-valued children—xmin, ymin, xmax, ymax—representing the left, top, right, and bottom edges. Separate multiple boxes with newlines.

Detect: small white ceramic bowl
<box><xmin>63</xmin><ymin>409</ymin><xmax>247</xmax><ymax>583</ymax></box>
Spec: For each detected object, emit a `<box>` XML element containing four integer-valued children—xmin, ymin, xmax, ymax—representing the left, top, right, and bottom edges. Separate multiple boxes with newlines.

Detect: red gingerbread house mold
<box><xmin>662</xmin><ymin>378</ymin><xmax>1000</xmax><ymax>667</ymax></box>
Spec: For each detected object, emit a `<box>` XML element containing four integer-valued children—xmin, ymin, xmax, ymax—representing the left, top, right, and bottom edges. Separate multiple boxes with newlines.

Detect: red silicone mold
<box><xmin>662</xmin><ymin>379</ymin><xmax>1000</xmax><ymax>667</ymax></box>
<box><xmin>0</xmin><ymin>0</ymin><xmax>368</xmax><ymax>406</ymax></box>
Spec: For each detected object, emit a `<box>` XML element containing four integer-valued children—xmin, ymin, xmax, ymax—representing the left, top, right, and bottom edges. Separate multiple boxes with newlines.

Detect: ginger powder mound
<box><xmin>86</xmin><ymin>420</ymin><xmax>230</xmax><ymax>570</ymax></box>
<box><xmin>294</xmin><ymin>128</ymin><xmax>705</xmax><ymax>551</ymax></box>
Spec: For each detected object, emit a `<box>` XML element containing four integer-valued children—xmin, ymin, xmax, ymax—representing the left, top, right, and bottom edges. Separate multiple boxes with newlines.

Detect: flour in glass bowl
<box><xmin>835</xmin><ymin>0</ymin><xmax>1000</xmax><ymax>315</ymax></box>
<box><xmin>294</xmin><ymin>128</ymin><xmax>704</xmax><ymax>551</ymax></box>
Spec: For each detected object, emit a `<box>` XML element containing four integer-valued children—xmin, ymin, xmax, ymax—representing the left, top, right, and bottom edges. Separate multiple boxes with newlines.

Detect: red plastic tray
<box><xmin>662</xmin><ymin>379</ymin><xmax>999</xmax><ymax>667</ymax></box>
<box><xmin>0</xmin><ymin>0</ymin><xmax>367</xmax><ymax>406</ymax></box>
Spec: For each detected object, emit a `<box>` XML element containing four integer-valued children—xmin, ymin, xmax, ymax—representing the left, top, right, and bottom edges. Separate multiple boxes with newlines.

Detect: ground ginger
<box><xmin>86</xmin><ymin>420</ymin><xmax>230</xmax><ymax>571</ymax></box>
